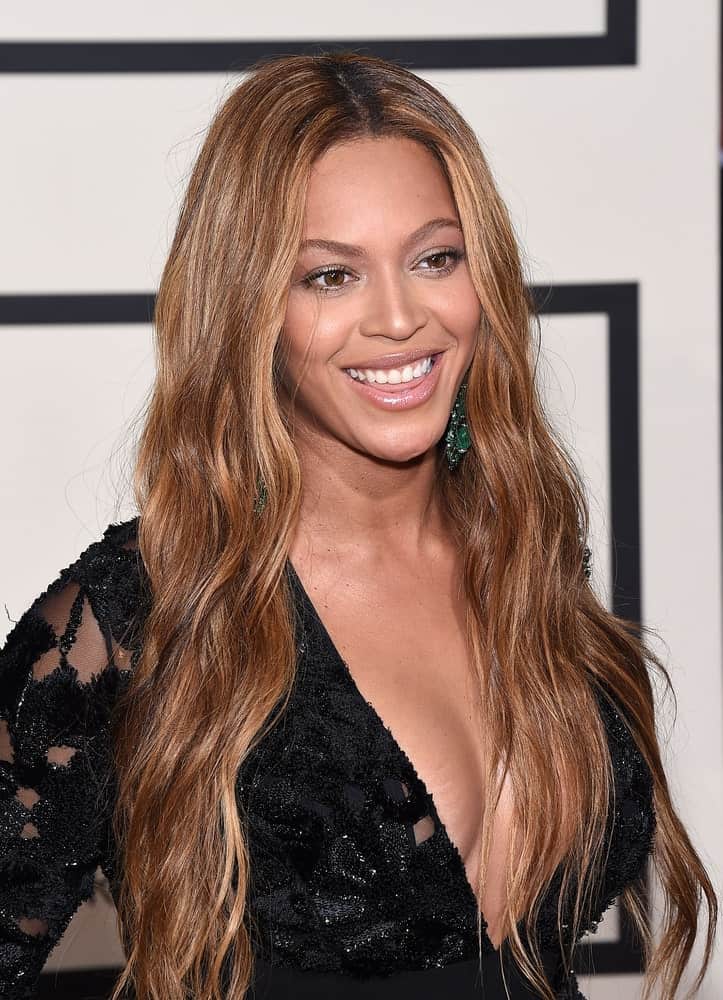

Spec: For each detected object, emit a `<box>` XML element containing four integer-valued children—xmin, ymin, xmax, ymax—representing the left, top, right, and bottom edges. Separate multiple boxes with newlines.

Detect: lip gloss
<box><xmin>342</xmin><ymin>352</ymin><xmax>445</xmax><ymax>411</ymax></box>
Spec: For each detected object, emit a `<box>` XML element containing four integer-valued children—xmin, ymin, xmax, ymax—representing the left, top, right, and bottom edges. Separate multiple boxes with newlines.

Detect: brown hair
<box><xmin>109</xmin><ymin>51</ymin><xmax>717</xmax><ymax>1000</ymax></box>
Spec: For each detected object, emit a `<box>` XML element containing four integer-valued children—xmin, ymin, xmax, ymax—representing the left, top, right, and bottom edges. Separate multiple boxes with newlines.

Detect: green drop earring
<box><xmin>253</xmin><ymin>478</ymin><xmax>268</xmax><ymax>515</ymax></box>
<box><xmin>444</xmin><ymin>380</ymin><xmax>471</xmax><ymax>472</ymax></box>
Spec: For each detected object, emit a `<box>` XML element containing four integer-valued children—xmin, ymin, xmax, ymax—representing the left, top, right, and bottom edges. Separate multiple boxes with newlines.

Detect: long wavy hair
<box><xmin>108</xmin><ymin>51</ymin><xmax>717</xmax><ymax>1000</ymax></box>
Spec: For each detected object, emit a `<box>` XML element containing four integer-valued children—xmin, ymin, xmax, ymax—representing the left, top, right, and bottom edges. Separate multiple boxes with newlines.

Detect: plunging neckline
<box><xmin>285</xmin><ymin>557</ymin><xmax>507</xmax><ymax>954</ymax></box>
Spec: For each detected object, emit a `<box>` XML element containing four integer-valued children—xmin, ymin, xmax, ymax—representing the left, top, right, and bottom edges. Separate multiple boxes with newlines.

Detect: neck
<box><xmin>290</xmin><ymin>425</ymin><xmax>451</xmax><ymax>561</ymax></box>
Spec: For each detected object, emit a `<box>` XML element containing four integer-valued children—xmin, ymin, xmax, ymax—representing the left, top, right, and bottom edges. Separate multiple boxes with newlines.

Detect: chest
<box><xmin>293</xmin><ymin>558</ymin><xmax>494</xmax><ymax>891</ymax></box>
<box><xmin>249</xmin><ymin>559</ymin><xmax>655</xmax><ymax>962</ymax></box>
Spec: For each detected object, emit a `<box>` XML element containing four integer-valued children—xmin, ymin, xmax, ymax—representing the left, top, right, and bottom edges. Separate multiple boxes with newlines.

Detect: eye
<box><xmin>417</xmin><ymin>248</ymin><xmax>464</xmax><ymax>274</ymax></box>
<box><xmin>302</xmin><ymin>265</ymin><xmax>355</xmax><ymax>294</ymax></box>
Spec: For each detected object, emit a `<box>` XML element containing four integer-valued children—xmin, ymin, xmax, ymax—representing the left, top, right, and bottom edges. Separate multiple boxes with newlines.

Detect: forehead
<box><xmin>303</xmin><ymin>136</ymin><xmax>458</xmax><ymax>241</ymax></box>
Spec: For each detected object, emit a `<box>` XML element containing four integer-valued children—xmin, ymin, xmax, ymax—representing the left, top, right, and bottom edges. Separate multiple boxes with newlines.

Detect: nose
<box><xmin>357</xmin><ymin>267</ymin><xmax>428</xmax><ymax>342</ymax></box>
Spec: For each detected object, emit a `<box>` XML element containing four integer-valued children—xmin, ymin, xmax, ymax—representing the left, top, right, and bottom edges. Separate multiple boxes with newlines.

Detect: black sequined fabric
<box><xmin>0</xmin><ymin>518</ymin><xmax>655</xmax><ymax>999</ymax></box>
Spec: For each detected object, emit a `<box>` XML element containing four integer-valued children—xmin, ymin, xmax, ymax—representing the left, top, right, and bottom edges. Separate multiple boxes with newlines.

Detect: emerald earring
<box><xmin>582</xmin><ymin>544</ymin><xmax>592</xmax><ymax>580</ymax></box>
<box><xmin>444</xmin><ymin>380</ymin><xmax>471</xmax><ymax>472</ymax></box>
<box><xmin>253</xmin><ymin>478</ymin><xmax>268</xmax><ymax>515</ymax></box>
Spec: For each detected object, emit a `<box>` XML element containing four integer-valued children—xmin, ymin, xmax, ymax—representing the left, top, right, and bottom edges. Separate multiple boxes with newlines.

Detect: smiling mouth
<box><xmin>342</xmin><ymin>353</ymin><xmax>438</xmax><ymax>387</ymax></box>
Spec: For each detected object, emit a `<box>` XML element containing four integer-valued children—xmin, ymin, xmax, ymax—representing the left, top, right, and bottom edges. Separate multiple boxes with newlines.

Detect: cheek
<box><xmin>279</xmin><ymin>297</ymin><xmax>319</xmax><ymax>388</ymax></box>
<box><xmin>279</xmin><ymin>293</ymin><xmax>348</xmax><ymax>389</ymax></box>
<box><xmin>433</xmin><ymin>264</ymin><xmax>481</xmax><ymax>324</ymax></box>
<box><xmin>281</xmin><ymin>295</ymin><xmax>314</xmax><ymax>365</ymax></box>
<box><xmin>444</xmin><ymin>288</ymin><xmax>482</xmax><ymax>355</ymax></box>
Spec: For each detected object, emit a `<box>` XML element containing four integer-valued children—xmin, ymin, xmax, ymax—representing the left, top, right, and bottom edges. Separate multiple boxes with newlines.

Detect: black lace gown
<box><xmin>0</xmin><ymin>519</ymin><xmax>656</xmax><ymax>999</ymax></box>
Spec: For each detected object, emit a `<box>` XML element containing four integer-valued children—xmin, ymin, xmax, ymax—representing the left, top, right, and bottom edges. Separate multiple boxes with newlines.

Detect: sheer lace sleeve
<box><xmin>0</xmin><ymin>519</ymin><xmax>144</xmax><ymax>998</ymax></box>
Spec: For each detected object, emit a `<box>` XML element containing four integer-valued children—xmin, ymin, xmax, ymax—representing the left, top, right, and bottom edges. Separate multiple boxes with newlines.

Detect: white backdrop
<box><xmin>1</xmin><ymin>1</ymin><xmax>720</xmax><ymax>996</ymax></box>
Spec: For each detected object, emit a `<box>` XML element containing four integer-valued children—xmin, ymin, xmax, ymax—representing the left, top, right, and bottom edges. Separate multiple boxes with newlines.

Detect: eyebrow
<box><xmin>298</xmin><ymin>216</ymin><xmax>463</xmax><ymax>259</ymax></box>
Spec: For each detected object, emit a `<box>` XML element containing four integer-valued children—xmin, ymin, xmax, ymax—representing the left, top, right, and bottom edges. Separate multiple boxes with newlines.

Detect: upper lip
<box><xmin>342</xmin><ymin>347</ymin><xmax>445</xmax><ymax>371</ymax></box>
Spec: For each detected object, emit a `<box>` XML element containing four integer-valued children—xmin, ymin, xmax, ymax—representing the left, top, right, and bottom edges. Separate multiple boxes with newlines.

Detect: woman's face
<box><xmin>279</xmin><ymin>135</ymin><xmax>482</xmax><ymax>465</ymax></box>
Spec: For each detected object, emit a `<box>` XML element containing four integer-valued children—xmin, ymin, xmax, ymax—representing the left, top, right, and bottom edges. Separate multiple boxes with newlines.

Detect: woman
<box><xmin>0</xmin><ymin>51</ymin><xmax>716</xmax><ymax>1000</ymax></box>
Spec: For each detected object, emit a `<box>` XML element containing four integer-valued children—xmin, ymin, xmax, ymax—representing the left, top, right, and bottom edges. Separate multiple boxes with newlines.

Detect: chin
<box><xmin>364</xmin><ymin>437</ymin><xmax>440</xmax><ymax>466</ymax></box>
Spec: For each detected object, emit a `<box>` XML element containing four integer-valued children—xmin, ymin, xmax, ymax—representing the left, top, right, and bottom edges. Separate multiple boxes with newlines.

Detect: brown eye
<box><xmin>418</xmin><ymin>249</ymin><xmax>463</xmax><ymax>275</ymax></box>
<box><xmin>321</xmin><ymin>270</ymin><xmax>346</xmax><ymax>287</ymax></box>
<box><xmin>304</xmin><ymin>266</ymin><xmax>354</xmax><ymax>293</ymax></box>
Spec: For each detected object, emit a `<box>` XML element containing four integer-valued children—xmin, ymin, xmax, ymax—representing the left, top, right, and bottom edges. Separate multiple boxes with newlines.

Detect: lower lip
<box><xmin>342</xmin><ymin>353</ymin><xmax>445</xmax><ymax>410</ymax></box>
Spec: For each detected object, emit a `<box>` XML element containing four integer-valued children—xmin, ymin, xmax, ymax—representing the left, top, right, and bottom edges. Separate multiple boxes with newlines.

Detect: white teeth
<box><xmin>346</xmin><ymin>355</ymin><xmax>434</xmax><ymax>383</ymax></box>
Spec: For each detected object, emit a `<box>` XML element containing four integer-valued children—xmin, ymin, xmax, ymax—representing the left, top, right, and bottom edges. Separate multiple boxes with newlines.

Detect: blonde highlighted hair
<box><xmin>109</xmin><ymin>51</ymin><xmax>716</xmax><ymax>999</ymax></box>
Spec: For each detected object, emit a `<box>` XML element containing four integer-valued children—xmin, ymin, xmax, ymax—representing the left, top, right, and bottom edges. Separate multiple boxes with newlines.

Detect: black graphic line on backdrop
<box><xmin>0</xmin><ymin>1</ymin><xmax>636</xmax><ymax>72</ymax></box>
